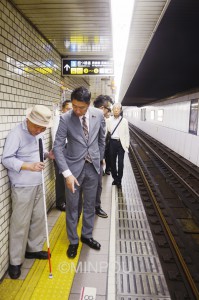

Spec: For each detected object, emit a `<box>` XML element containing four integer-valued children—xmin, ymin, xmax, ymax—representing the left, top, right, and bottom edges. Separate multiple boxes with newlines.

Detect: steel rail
<box><xmin>129</xmin><ymin>144</ymin><xmax>199</xmax><ymax>299</ymax></box>
<box><xmin>129</xmin><ymin>127</ymin><xmax>199</xmax><ymax>199</ymax></box>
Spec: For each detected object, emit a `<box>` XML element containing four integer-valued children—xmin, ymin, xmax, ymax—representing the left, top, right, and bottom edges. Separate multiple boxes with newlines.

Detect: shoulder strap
<box><xmin>111</xmin><ymin>117</ymin><xmax>123</xmax><ymax>136</ymax></box>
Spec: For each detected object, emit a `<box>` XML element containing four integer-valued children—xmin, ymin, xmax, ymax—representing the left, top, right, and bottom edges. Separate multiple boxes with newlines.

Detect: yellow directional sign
<box><xmin>71</xmin><ymin>68</ymin><xmax>76</xmax><ymax>74</ymax></box>
<box><xmin>77</xmin><ymin>68</ymin><xmax>83</xmax><ymax>74</ymax></box>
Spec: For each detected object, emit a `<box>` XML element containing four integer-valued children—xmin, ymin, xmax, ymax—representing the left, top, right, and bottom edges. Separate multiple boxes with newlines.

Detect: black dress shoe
<box><xmin>56</xmin><ymin>203</ymin><xmax>66</xmax><ymax>211</ymax></box>
<box><xmin>81</xmin><ymin>236</ymin><xmax>101</xmax><ymax>250</ymax></box>
<box><xmin>67</xmin><ymin>244</ymin><xmax>79</xmax><ymax>259</ymax></box>
<box><xmin>8</xmin><ymin>264</ymin><xmax>21</xmax><ymax>279</ymax></box>
<box><xmin>105</xmin><ymin>170</ymin><xmax>111</xmax><ymax>175</ymax></box>
<box><xmin>25</xmin><ymin>251</ymin><xmax>49</xmax><ymax>260</ymax></box>
<box><xmin>117</xmin><ymin>182</ymin><xmax>122</xmax><ymax>188</ymax></box>
<box><xmin>95</xmin><ymin>206</ymin><xmax>108</xmax><ymax>218</ymax></box>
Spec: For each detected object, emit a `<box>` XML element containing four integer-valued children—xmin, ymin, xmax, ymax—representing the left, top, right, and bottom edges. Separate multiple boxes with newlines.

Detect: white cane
<box><xmin>39</xmin><ymin>138</ymin><xmax>53</xmax><ymax>279</ymax></box>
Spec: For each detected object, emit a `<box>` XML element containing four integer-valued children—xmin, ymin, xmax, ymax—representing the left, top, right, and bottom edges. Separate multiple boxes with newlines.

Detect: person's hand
<box><xmin>21</xmin><ymin>162</ymin><xmax>45</xmax><ymax>171</ymax></box>
<box><xmin>101</xmin><ymin>159</ymin><xmax>105</xmax><ymax>166</ymax></box>
<box><xmin>65</xmin><ymin>175</ymin><xmax>80</xmax><ymax>193</ymax></box>
<box><xmin>46</xmin><ymin>149</ymin><xmax>55</xmax><ymax>160</ymax></box>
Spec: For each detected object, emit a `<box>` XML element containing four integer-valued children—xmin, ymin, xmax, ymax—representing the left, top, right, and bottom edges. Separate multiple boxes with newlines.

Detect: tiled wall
<box><xmin>0</xmin><ymin>0</ymin><xmax>89</xmax><ymax>279</ymax></box>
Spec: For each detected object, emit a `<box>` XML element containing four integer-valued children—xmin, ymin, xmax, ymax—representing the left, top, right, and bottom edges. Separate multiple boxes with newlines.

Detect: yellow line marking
<box><xmin>0</xmin><ymin>213</ymin><xmax>82</xmax><ymax>300</ymax></box>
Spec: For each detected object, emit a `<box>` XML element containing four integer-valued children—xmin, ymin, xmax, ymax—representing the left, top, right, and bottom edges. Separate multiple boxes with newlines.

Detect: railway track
<box><xmin>128</xmin><ymin>123</ymin><xmax>199</xmax><ymax>300</ymax></box>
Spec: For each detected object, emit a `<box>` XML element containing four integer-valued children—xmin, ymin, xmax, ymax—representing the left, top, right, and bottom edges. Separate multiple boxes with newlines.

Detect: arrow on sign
<box><xmin>64</xmin><ymin>64</ymin><xmax>70</xmax><ymax>71</ymax></box>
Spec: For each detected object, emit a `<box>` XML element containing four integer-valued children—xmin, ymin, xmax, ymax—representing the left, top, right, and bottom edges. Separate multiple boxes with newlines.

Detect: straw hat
<box><xmin>26</xmin><ymin>105</ymin><xmax>53</xmax><ymax>127</ymax></box>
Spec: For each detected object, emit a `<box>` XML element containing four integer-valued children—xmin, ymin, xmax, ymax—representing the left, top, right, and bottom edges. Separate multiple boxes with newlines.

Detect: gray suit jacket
<box><xmin>53</xmin><ymin>107</ymin><xmax>106</xmax><ymax>178</ymax></box>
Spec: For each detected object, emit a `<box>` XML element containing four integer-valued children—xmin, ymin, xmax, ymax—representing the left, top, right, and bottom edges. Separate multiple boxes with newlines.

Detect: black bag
<box><xmin>105</xmin><ymin>131</ymin><xmax>111</xmax><ymax>151</ymax></box>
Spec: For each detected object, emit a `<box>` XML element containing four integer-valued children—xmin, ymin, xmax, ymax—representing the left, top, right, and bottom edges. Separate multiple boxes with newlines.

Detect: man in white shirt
<box><xmin>106</xmin><ymin>103</ymin><xmax>130</xmax><ymax>188</ymax></box>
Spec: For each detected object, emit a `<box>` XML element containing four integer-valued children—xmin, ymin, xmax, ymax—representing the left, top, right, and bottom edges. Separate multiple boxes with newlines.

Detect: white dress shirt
<box><xmin>110</xmin><ymin>116</ymin><xmax>122</xmax><ymax>139</ymax></box>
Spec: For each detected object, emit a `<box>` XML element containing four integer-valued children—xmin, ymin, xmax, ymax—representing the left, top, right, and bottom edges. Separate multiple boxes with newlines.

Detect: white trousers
<box><xmin>9</xmin><ymin>185</ymin><xmax>46</xmax><ymax>265</ymax></box>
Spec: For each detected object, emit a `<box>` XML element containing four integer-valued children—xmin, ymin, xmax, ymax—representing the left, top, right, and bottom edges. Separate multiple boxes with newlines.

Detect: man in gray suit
<box><xmin>53</xmin><ymin>86</ymin><xmax>106</xmax><ymax>258</ymax></box>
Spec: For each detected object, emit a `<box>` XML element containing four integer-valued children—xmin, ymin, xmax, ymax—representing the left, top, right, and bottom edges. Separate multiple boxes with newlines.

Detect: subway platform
<box><xmin>0</xmin><ymin>155</ymin><xmax>171</xmax><ymax>300</ymax></box>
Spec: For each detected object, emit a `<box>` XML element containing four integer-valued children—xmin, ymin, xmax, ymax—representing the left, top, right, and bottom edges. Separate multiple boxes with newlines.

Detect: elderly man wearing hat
<box><xmin>2</xmin><ymin>105</ymin><xmax>54</xmax><ymax>279</ymax></box>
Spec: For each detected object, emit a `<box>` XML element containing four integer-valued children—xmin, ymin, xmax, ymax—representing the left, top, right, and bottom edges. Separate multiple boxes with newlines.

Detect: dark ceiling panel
<box><xmin>123</xmin><ymin>0</ymin><xmax>199</xmax><ymax>106</ymax></box>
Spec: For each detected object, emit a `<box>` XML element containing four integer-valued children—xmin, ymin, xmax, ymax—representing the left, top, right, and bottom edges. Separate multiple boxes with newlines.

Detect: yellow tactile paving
<box><xmin>0</xmin><ymin>212</ymin><xmax>82</xmax><ymax>300</ymax></box>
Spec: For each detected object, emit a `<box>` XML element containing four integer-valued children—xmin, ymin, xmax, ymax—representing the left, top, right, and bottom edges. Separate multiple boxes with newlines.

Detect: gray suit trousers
<box><xmin>65</xmin><ymin>162</ymin><xmax>98</xmax><ymax>244</ymax></box>
<box><xmin>95</xmin><ymin>164</ymin><xmax>103</xmax><ymax>207</ymax></box>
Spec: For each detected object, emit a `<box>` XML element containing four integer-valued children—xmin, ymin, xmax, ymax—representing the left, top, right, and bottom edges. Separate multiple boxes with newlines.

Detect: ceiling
<box><xmin>10</xmin><ymin>0</ymin><xmax>114</xmax><ymax>100</ymax></box>
<box><xmin>10</xmin><ymin>0</ymin><xmax>199</xmax><ymax>107</ymax></box>
<box><xmin>119</xmin><ymin>0</ymin><xmax>170</xmax><ymax>104</ymax></box>
<box><xmin>122</xmin><ymin>0</ymin><xmax>199</xmax><ymax>106</ymax></box>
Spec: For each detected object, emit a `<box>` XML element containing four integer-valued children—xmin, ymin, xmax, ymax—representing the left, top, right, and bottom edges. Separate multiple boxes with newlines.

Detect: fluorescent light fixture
<box><xmin>111</xmin><ymin>0</ymin><xmax>135</xmax><ymax>102</ymax></box>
